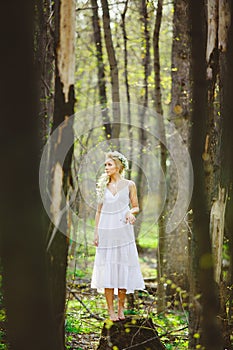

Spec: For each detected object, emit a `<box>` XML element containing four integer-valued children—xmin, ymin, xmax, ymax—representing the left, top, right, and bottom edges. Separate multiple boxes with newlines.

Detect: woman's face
<box><xmin>105</xmin><ymin>158</ymin><xmax>119</xmax><ymax>176</ymax></box>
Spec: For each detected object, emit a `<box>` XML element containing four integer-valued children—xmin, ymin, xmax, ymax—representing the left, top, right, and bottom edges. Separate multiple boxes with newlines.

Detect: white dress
<box><xmin>91</xmin><ymin>181</ymin><xmax>145</xmax><ymax>294</ymax></box>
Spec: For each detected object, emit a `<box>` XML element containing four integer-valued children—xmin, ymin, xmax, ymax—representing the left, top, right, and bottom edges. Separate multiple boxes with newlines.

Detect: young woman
<box><xmin>91</xmin><ymin>151</ymin><xmax>145</xmax><ymax>321</ymax></box>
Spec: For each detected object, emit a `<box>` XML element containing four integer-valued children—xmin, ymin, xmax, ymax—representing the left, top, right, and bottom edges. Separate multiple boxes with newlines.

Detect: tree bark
<box><xmin>219</xmin><ymin>1</ymin><xmax>233</xmax><ymax>346</ymax></box>
<box><xmin>0</xmin><ymin>0</ymin><xmax>57</xmax><ymax>348</ymax></box>
<box><xmin>100</xmin><ymin>0</ymin><xmax>121</xmax><ymax>141</ymax></box>
<box><xmin>153</xmin><ymin>0</ymin><xmax>166</xmax><ymax>313</ymax></box>
<box><xmin>121</xmin><ymin>0</ymin><xmax>133</xmax><ymax>178</ymax></box>
<box><xmin>189</xmin><ymin>0</ymin><xmax>223</xmax><ymax>348</ymax></box>
<box><xmin>203</xmin><ymin>0</ymin><xmax>221</xmax><ymax>208</ymax></box>
<box><xmin>164</xmin><ymin>0</ymin><xmax>192</xmax><ymax>292</ymax></box>
<box><xmin>91</xmin><ymin>0</ymin><xmax>112</xmax><ymax>139</ymax></box>
<box><xmin>35</xmin><ymin>0</ymin><xmax>54</xmax><ymax>149</ymax></box>
<box><xmin>204</xmin><ymin>1</ymin><xmax>233</xmax><ymax>347</ymax></box>
<box><xmin>46</xmin><ymin>0</ymin><xmax>76</xmax><ymax>348</ymax></box>
<box><xmin>97</xmin><ymin>317</ymin><xmax>166</xmax><ymax>350</ymax></box>
<box><xmin>135</xmin><ymin>0</ymin><xmax>150</xmax><ymax>241</ymax></box>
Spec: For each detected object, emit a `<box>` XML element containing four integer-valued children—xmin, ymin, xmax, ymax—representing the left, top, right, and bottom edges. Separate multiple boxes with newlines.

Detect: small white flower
<box><xmin>115</xmin><ymin>152</ymin><xmax>129</xmax><ymax>170</ymax></box>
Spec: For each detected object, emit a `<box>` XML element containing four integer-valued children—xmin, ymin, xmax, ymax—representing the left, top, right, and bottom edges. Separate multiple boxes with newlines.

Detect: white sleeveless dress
<box><xmin>91</xmin><ymin>182</ymin><xmax>145</xmax><ymax>294</ymax></box>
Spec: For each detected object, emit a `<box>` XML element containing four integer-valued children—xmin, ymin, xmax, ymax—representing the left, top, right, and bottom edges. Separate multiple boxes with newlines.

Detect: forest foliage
<box><xmin>0</xmin><ymin>1</ymin><xmax>233</xmax><ymax>350</ymax></box>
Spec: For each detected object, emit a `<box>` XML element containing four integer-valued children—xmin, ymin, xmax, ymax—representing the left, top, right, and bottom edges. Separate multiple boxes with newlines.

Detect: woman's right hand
<box><xmin>125</xmin><ymin>211</ymin><xmax>136</xmax><ymax>225</ymax></box>
<box><xmin>93</xmin><ymin>232</ymin><xmax>99</xmax><ymax>247</ymax></box>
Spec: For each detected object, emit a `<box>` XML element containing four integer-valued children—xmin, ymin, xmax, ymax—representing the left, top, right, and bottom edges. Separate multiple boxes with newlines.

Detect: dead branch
<box><xmin>67</xmin><ymin>287</ymin><xmax>105</xmax><ymax>321</ymax></box>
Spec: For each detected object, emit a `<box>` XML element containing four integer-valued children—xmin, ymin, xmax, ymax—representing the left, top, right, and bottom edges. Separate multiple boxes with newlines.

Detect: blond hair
<box><xmin>96</xmin><ymin>151</ymin><xmax>128</xmax><ymax>203</ymax></box>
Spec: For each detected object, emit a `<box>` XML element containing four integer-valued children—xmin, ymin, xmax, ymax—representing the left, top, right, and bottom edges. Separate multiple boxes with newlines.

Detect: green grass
<box><xmin>0</xmin><ymin>309</ymin><xmax>7</xmax><ymax>350</ymax></box>
<box><xmin>151</xmin><ymin>311</ymin><xmax>189</xmax><ymax>349</ymax></box>
<box><xmin>66</xmin><ymin>298</ymin><xmax>105</xmax><ymax>334</ymax></box>
<box><xmin>138</xmin><ymin>221</ymin><xmax>158</xmax><ymax>249</ymax></box>
<box><xmin>65</xmin><ymin>220</ymin><xmax>190</xmax><ymax>349</ymax></box>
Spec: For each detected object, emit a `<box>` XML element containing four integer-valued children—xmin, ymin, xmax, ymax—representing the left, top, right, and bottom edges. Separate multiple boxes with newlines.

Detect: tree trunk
<box><xmin>91</xmin><ymin>0</ymin><xmax>112</xmax><ymax>139</ymax></box>
<box><xmin>97</xmin><ymin>317</ymin><xmax>166</xmax><ymax>350</ymax></box>
<box><xmin>153</xmin><ymin>0</ymin><xmax>166</xmax><ymax>313</ymax></box>
<box><xmin>0</xmin><ymin>1</ymin><xmax>57</xmax><ymax>348</ymax></box>
<box><xmin>210</xmin><ymin>186</ymin><xmax>227</xmax><ymax>283</ymax></box>
<box><xmin>219</xmin><ymin>1</ymin><xmax>233</xmax><ymax>347</ymax></box>
<box><xmin>204</xmin><ymin>0</ymin><xmax>221</xmax><ymax>208</ymax></box>
<box><xmin>164</xmin><ymin>0</ymin><xmax>192</xmax><ymax>292</ymax></box>
<box><xmin>100</xmin><ymin>0</ymin><xmax>120</xmax><ymax>141</ymax></box>
<box><xmin>135</xmin><ymin>0</ymin><xmax>150</xmax><ymax>241</ymax></box>
<box><xmin>204</xmin><ymin>1</ymin><xmax>233</xmax><ymax>347</ymax></box>
<box><xmin>189</xmin><ymin>0</ymin><xmax>223</xmax><ymax>348</ymax></box>
<box><xmin>121</xmin><ymin>0</ymin><xmax>133</xmax><ymax>178</ymax></box>
<box><xmin>35</xmin><ymin>0</ymin><xmax>54</xmax><ymax>149</ymax></box>
<box><xmin>46</xmin><ymin>0</ymin><xmax>76</xmax><ymax>348</ymax></box>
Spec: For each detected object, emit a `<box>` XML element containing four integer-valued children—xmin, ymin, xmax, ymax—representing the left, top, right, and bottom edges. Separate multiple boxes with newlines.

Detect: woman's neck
<box><xmin>109</xmin><ymin>174</ymin><xmax>122</xmax><ymax>183</ymax></box>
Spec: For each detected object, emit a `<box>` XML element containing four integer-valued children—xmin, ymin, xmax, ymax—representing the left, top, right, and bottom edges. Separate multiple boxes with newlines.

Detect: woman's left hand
<box><xmin>125</xmin><ymin>212</ymin><xmax>136</xmax><ymax>225</ymax></box>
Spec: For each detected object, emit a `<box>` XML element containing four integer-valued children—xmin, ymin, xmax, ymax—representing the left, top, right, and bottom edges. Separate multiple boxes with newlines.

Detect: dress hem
<box><xmin>91</xmin><ymin>286</ymin><xmax>146</xmax><ymax>295</ymax></box>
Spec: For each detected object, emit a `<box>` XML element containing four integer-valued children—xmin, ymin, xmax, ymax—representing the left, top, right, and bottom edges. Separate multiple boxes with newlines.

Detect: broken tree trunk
<box><xmin>97</xmin><ymin>317</ymin><xmax>166</xmax><ymax>350</ymax></box>
<box><xmin>210</xmin><ymin>185</ymin><xmax>227</xmax><ymax>283</ymax></box>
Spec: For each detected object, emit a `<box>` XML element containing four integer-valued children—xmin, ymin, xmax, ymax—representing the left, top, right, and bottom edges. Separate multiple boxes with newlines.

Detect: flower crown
<box><xmin>110</xmin><ymin>151</ymin><xmax>128</xmax><ymax>170</ymax></box>
<box><xmin>117</xmin><ymin>153</ymin><xmax>129</xmax><ymax>170</ymax></box>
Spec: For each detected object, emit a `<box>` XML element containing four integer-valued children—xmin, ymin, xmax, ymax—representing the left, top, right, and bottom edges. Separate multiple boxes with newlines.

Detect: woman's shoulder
<box><xmin>124</xmin><ymin>179</ymin><xmax>136</xmax><ymax>188</ymax></box>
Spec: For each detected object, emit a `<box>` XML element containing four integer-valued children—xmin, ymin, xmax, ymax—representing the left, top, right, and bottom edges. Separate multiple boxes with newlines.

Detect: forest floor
<box><xmin>65</xmin><ymin>247</ymin><xmax>189</xmax><ymax>350</ymax></box>
<box><xmin>65</xmin><ymin>247</ymin><xmax>157</xmax><ymax>350</ymax></box>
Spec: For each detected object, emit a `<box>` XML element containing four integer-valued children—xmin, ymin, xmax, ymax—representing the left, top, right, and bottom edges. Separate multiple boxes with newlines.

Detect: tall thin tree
<box><xmin>189</xmin><ymin>0</ymin><xmax>223</xmax><ymax>348</ymax></box>
<box><xmin>134</xmin><ymin>0</ymin><xmax>150</xmax><ymax>241</ymax></box>
<box><xmin>153</xmin><ymin>0</ymin><xmax>166</xmax><ymax>313</ymax></box>
<box><xmin>100</xmin><ymin>0</ymin><xmax>121</xmax><ymax>141</ymax></box>
<box><xmin>91</xmin><ymin>0</ymin><xmax>112</xmax><ymax>139</ymax></box>
<box><xmin>121</xmin><ymin>0</ymin><xmax>133</xmax><ymax>177</ymax></box>
<box><xmin>164</xmin><ymin>0</ymin><xmax>192</xmax><ymax>292</ymax></box>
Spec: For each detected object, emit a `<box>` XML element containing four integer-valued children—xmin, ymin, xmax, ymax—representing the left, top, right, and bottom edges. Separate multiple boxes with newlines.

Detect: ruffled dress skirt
<box><xmin>91</xmin><ymin>185</ymin><xmax>145</xmax><ymax>294</ymax></box>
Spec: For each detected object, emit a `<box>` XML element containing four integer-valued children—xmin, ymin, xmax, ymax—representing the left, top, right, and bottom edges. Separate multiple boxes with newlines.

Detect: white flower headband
<box><xmin>109</xmin><ymin>151</ymin><xmax>129</xmax><ymax>170</ymax></box>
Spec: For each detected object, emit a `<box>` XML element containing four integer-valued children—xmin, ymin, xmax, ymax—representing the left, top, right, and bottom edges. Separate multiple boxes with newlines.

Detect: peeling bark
<box><xmin>206</xmin><ymin>0</ymin><xmax>218</xmax><ymax>66</ymax></box>
<box><xmin>219</xmin><ymin>1</ymin><xmax>233</xmax><ymax>345</ymax></box>
<box><xmin>46</xmin><ymin>0</ymin><xmax>76</xmax><ymax>348</ymax></box>
<box><xmin>218</xmin><ymin>0</ymin><xmax>231</xmax><ymax>52</ymax></box>
<box><xmin>50</xmin><ymin>162</ymin><xmax>64</xmax><ymax>228</ymax></box>
<box><xmin>210</xmin><ymin>186</ymin><xmax>227</xmax><ymax>283</ymax></box>
<box><xmin>57</xmin><ymin>0</ymin><xmax>75</xmax><ymax>102</ymax></box>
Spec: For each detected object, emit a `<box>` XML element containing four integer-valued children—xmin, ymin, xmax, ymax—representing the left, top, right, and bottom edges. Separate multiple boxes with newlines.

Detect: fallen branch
<box><xmin>160</xmin><ymin>325</ymin><xmax>188</xmax><ymax>337</ymax></box>
<box><xmin>67</xmin><ymin>287</ymin><xmax>105</xmax><ymax>321</ymax></box>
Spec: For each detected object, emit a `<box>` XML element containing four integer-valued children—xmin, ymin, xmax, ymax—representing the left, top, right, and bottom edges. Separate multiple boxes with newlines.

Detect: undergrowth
<box><xmin>65</xmin><ymin>222</ymin><xmax>189</xmax><ymax>349</ymax></box>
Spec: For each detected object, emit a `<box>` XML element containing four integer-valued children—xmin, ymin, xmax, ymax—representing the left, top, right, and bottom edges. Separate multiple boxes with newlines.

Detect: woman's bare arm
<box><xmin>129</xmin><ymin>180</ymin><xmax>139</xmax><ymax>214</ymax></box>
<box><xmin>125</xmin><ymin>181</ymin><xmax>139</xmax><ymax>224</ymax></box>
<box><xmin>94</xmin><ymin>203</ymin><xmax>102</xmax><ymax>246</ymax></box>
